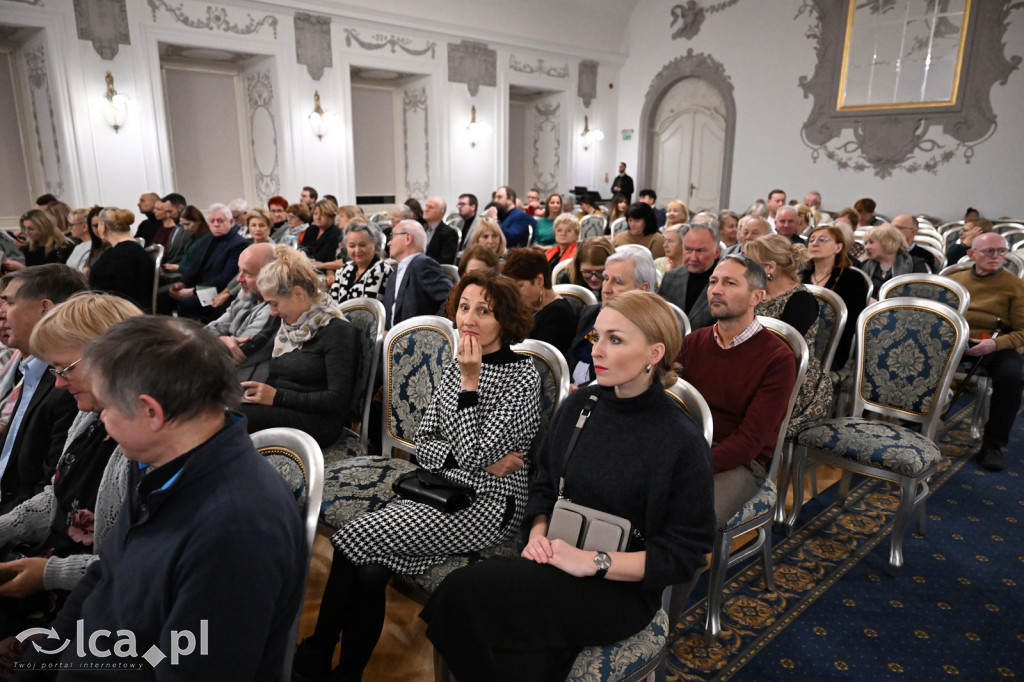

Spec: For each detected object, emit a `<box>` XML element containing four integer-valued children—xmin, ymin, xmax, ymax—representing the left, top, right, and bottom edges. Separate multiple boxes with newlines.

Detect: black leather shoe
<box><xmin>979</xmin><ymin>444</ymin><xmax>1005</xmax><ymax>472</ymax></box>
<box><xmin>292</xmin><ymin>638</ymin><xmax>335</xmax><ymax>681</ymax></box>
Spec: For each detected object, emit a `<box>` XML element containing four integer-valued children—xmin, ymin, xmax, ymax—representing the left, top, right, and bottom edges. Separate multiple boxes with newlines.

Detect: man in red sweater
<box><xmin>677</xmin><ymin>255</ymin><xmax>797</xmax><ymax>528</ymax></box>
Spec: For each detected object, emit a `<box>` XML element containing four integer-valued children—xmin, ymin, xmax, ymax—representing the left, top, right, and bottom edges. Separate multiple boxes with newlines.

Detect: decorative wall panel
<box><xmin>294</xmin><ymin>12</ymin><xmax>332</xmax><ymax>81</ymax></box>
<box><xmin>243</xmin><ymin>68</ymin><xmax>280</xmax><ymax>202</ymax></box>
<box><xmin>74</xmin><ymin>0</ymin><xmax>130</xmax><ymax>60</ymax></box>
<box><xmin>448</xmin><ymin>40</ymin><xmax>495</xmax><ymax>96</ymax></box>
<box><xmin>147</xmin><ymin>0</ymin><xmax>278</xmax><ymax>39</ymax></box>
<box><xmin>531</xmin><ymin>99</ymin><xmax>560</xmax><ymax>194</ymax></box>
<box><xmin>22</xmin><ymin>44</ymin><xmax>64</xmax><ymax>198</ymax></box>
<box><xmin>402</xmin><ymin>85</ymin><xmax>429</xmax><ymax>200</ymax></box>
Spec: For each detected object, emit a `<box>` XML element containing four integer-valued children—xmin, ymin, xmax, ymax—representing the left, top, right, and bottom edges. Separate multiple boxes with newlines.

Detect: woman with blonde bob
<box><xmin>468</xmin><ymin>217</ymin><xmax>507</xmax><ymax>259</ymax></box>
<box><xmin>544</xmin><ymin>213</ymin><xmax>580</xmax><ymax>270</ymax></box>
<box><xmin>422</xmin><ymin>290</ymin><xmax>715</xmax><ymax>681</ymax></box>
<box><xmin>88</xmin><ymin>207</ymin><xmax>155</xmax><ymax>312</ymax></box>
<box><xmin>0</xmin><ymin>293</ymin><xmax>142</xmax><ymax>639</ymax></box>
<box><xmin>239</xmin><ymin>245</ymin><xmax>358</xmax><ymax>447</ymax></box>
<box><xmin>860</xmin><ymin>222</ymin><xmax>928</xmax><ymax>295</ymax></box>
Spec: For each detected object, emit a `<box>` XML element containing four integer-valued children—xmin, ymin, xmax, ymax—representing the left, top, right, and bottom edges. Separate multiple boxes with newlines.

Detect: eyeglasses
<box><xmin>580</xmin><ymin>268</ymin><xmax>605</xmax><ymax>280</ymax></box>
<box><xmin>49</xmin><ymin>358</ymin><xmax>82</xmax><ymax>380</ymax></box>
<box><xmin>807</xmin><ymin>236</ymin><xmax>834</xmax><ymax>245</ymax></box>
<box><xmin>976</xmin><ymin>248</ymin><xmax>1008</xmax><ymax>257</ymax></box>
<box><xmin>391</xmin><ymin>232</ymin><xmax>409</xmax><ymax>239</ymax></box>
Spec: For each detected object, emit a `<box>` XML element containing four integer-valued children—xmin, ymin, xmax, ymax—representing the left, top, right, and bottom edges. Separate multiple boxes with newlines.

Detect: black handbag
<box><xmin>392</xmin><ymin>469</ymin><xmax>477</xmax><ymax>514</ymax></box>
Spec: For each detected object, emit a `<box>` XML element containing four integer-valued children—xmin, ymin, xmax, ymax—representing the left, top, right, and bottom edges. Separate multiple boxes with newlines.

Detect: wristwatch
<box><xmin>593</xmin><ymin>551</ymin><xmax>611</xmax><ymax>579</ymax></box>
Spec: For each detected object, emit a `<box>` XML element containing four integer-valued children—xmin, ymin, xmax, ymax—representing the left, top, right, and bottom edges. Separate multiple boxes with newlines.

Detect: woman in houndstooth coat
<box><xmin>294</xmin><ymin>271</ymin><xmax>540</xmax><ymax>682</ymax></box>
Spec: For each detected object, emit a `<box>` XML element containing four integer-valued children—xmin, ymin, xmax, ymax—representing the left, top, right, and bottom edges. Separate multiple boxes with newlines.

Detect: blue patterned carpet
<box><xmin>667</xmin><ymin>404</ymin><xmax>1024</xmax><ymax>681</ymax></box>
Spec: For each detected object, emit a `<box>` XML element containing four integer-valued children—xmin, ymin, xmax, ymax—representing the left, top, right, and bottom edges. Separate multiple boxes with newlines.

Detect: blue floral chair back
<box><xmin>804</xmin><ymin>284</ymin><xmax>848</xmax><ymax>373</ymax></box>
<box><xmin>854</xmin><ymin>298</ymin><xmax>967</xmax><ymax>438</ymax></box>
<box><xmin>382</xmin><ymin>315</ymin><xmax>456</xmax><ymax>457</ymax></box>
<box><xmin>340</xmin><ymin>298</ymin><xmax>385</xmax><ymax>451</ymax></box>
<box><xmin>580</xmin><ymin>214</ymin><xmax>607</xmax><ymax>240</ymax></box>
<box><xmin>250</xmin><ymin>427</ymin><xmax>323</xmax><ymax>682</ymax></box>
<box><xmin>877</xmin><ymin>273</ymin><xmax>970</xmax><ymax>316</ymax></box>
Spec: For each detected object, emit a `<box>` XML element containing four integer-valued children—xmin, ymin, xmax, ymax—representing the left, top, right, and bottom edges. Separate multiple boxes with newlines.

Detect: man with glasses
<box><xmin>892</xmin><ymin>214</ymin><xmax>938</xmax><ymax>273</ymax></box>
<box><xmin>0</xmin><ymin>265</ymin><xmax>86</xmax><ymax>514</ymax></box>
<box><xmin>381</xmin><ymin>220</ymin><xmax>452</xmax><ymax>329</ymax></box>
<box><xmin>948</xmin><ymin>233</ymin><xmax>1024</xmax><ymax>472</ymax></box>
<box><xmin>658</xmin><ymin>221</ymin><xmax>722</xmax><ymax>330</ymax></box>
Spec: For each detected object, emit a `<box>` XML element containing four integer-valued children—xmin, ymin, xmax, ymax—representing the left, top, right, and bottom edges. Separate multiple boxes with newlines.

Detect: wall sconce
<box><xmin>581</xmin><ymin>115</ymin><xmax>604</xmax><ymax>150</ymax></box>
<box><xmin>101</xmin><ymin>71</ymin><xmax>129</xmax><ymax>133</ymax></box>
<box><xmin>308</xmin><ymin>91</ymin><xmax>336</xmax><ymax>140</ymax></box>
<box><xmin>466</xmin><ymin>105</ymin><xmax>492</xmax><ymax>148</ymax></box>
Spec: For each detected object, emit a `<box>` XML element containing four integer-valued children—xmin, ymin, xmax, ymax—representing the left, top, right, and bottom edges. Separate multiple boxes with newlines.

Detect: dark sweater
<box><xmin>679</xmin><ymin>326</ymin><xmax>796</xmax><ymax>472</ymax></box>
<box><xmin>268</xmin><ymin>316</ymin><xmax>358</xmax><ymax>419</ymax></box>
<box><xmin>801</xmin><ymin>266</ymin><xmax>869</xmax><ymax>370</ymax></box>
<box><xmin>89</xmin><ymin>240</ymin><xmax>155</xmax><ymax>312</ymax></box>
<box><xmin>35</xmin><ymin>413</ymin><xmax>305</xmax><ymax>679</ymax></box>
<box><xmin>300</xmin><ymin>224</ymin><xmax>342</xmax><ymax>264</ymax></box>
<box><xmin>523</xmin><ymin>381</ymin><xmax>715</xmax><ymax>597</ymax></box>
<box><xmin>531</xmin><ymin>297</ymin><xmax>576</xmax><ymax>358</ymax></box>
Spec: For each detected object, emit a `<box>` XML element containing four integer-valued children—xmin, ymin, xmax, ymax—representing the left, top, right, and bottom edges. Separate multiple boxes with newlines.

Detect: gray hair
<box><xmin>83</xmin><ymin>316</ymin><xmax>240</xmax><ymax>421</ymax></box>
<box><xmin>692</xmin><ymin>212</ymin><xmax>719</xmax><ymax>231</ymax></box>
<box><xmin>228</xmin><ymin>198</ymin><xmax>249</xmax><ymax>214</ymax></box>
<box><xmin>775</xmin><ymin>205</ymin><xmax>798</xmax><ymax>220</ymax></box>
<box><xmin>722</xmin><ymin>254</ymin><xmax>767</xmax><ymax>291</ymax></box>
<box><xmin>345</xmin><ymin>221</ymin><xmax>383</xmax><ymax>256</ymax></box>
<box><xmin>746</xmin><ymin>202</ymin><xmax>769</xmax><ymax>219</ymax></box>
<box><xmin>392</xmin><ymin>204</ymin><xmax>414</xmax><ymax>221</ymax></box>
<box><xmin>207</xmin><ymin>203</ymin><xmax>232</xmax><ymax>222</ymax></box>
<box><xmin>682</xmin><ymin>220</ymin><xmax>720</xmax><ymax>243</ymax></box>
<box><xmin>606</xmin><ymin>244</ymin><xmax>658</xmax><ymax>292</ymax></box>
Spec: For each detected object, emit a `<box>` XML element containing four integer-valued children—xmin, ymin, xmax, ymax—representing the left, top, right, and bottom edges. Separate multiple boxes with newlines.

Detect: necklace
<box><xmin>812</xmin><ymin>269</ymin><xmax>831</xmax><ymax>286</ymax></box>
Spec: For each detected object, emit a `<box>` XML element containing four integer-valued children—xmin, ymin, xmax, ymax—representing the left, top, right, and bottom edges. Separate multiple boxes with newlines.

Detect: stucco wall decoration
<box><xmin>295</xmin><ymin>12</ymin><xmax>332</xmax><ymax>81</ymax></box>
<box><xmin>798</xmin><ymin>0</ymin><xmax>1023</xmax><ymax>178</ymax></box>
<box><xmin>578</xmin><ymin>60</ymin><xmax>597</xmax><ymax>108</ymax></box>
<box><xmin>146</xmin><ymin>0</ymin><xmax>278</xmax><ymax>39</ymax></box>
<box><xmin>403</xmin><ymin>86</ymin><xmax>429</xmax><ymax>200</ymax></box>
<box><xmin>448</xmin><ymin>40</ymin><xmax>495</xmax><ymax>96</ymax></box>
<box><xmin>244</xmin><ymin>69</ymin><xmax>280</xmax><ymax>202</ymax></box>
<box><xmin>344</xmin><ymin>29</ymin><xmax>436</xmax><ymax>58</ymax></box>
<box><xmin>509</xmin><ymin>56</ymin><xmax>569</xmax><ymax>79</ymax></box>
<box><xmin>532</xmin><ymin>101</ymin><xmax>561</xmax><ymax>194</ymax></box>
<box><xmin>74</xmin><ymin>0</ymin><xmax>130</xmax><ymax>59</ymax></box>
<box><xmin>24</xmin><ymin>45</ymin><xmax>65</xmax><ymax>198</ymax></box>
<box><xmin>669</xmin><ymin>0</ymin><xmax>743</xmax><ymax>41</ymax></box>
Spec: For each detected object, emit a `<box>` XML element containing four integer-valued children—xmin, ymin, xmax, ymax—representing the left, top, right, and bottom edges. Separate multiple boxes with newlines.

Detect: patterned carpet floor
<box><xmin>666</xmin><ymin>403</ymin><xmax>1024</xmax><ymax>681</ymax></box>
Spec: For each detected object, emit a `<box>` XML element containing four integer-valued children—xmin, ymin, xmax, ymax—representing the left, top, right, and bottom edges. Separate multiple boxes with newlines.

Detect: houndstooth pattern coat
<box><xmin>331</xmin><ymin>348</ymin><xmax>541</xmax><ymax>574</ymax></box>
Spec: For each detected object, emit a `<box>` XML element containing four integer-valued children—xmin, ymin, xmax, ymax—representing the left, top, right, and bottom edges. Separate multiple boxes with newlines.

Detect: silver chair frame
<box><xmin>338</xmin><ymin>297</ymin><xmax>386</xmax><ymax>453</ymax></box>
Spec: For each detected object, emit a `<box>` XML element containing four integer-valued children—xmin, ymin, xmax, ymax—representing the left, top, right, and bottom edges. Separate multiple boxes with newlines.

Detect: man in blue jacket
<box><xmin>18</xmin><ymin>316</ymin><xmax>305</xmax><ymax>680</ymax></box>
<box><xmin>494</xmin><ymin>186</ymin><xmax>536</xmax><ymax>248</ymax></box>
<box><xmin>157</xmin><ymin>203</ymin><xmax>247</xmax><ymax>320</ymax></box>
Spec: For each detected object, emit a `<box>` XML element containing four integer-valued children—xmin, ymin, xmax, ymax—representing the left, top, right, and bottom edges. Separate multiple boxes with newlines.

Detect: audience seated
<box><xmin>719</xmin><ymin>210</ymin><xmax>740</xmax><ymax>249</ymax></box>
<box><xmin>422</xmin><ymin>290</ymin><xmax>714</xmax><ymax>680</ymax></box>
<box><xmin>246</xmin><ymin>207</ymin><xmax>274</xmax><ymax>245</ymax></box>
<box><xmin>382</xmin><ymin>220</ymin><xmax>453</xmax><ymax>329</ymax></box>
<box><xmin>655</xmin><ymin>223</ymin><xmax>684</xmax><ymax>274</ymax></box>
<box><xmin>280</xmin><ymin>203</ymin><xmax>312</xmax><ymax>245</ymax></box>
<box><xmin>532</xmin><ymin>193</ymin><xmax>562</xmax><ymax>246</ymax></box>
<box><xmin>563</xmin><ymin>237</ymin><xmax>615</xmax><ymax>297</ymax></box>
<box><xmin>544</xmin><ymin>214</ymin><xmax>580</xmax><ymax>271</ymax></box>
<box><xmin>0</xmin><ymin>293</ymin><xmax>141</xmax><ymax>643</ymax></box>
<box><xmin>267</xmin><ymin>195</ymin><xmax>290</xmax><ymax>241</ymax></box>
<box><xmin>658</xmin><ymin>221</ymin><xmax>722</xmax><ymax>330</ymax></box>
<box><xmin>725</xmin><ymin>215</ymin><xmax>771</xmax><ymax>256</ymax></box>
<box><xmin>300</xmin><ymin>199</ymin><xmax>342</xmax><ymax>266</ymax></box>
<box><xmin>19</xmin><ymin>316</ymin><xmax>305</xmax><ymax>676</ymax></box>
<box><xmin>327</xmin><ymin>221</ymin><xmax>392</xmax><ymax>304</ymax></box>
<box><xmin>63</xmin><ymin>208</ymin><xmax>95</xmax><ymax>273</ymax></box>
<box><xmin>502</xmin><ymin>247</ymin><xmax>577</xmax><ymax>357</ymax></box>
<box><xmin>205</xmin><ymin>243</ymin><xmax>277</xmax><ymax>369</ymax></box>
<box><xmin>4</xmin><ymin>210</ymin><xmax>71</xmax><ymax>271</ymax></box>
<box><xmin>157</xmin><ymin>203</ymin><xmax>248</xmax><ymax>320</ymax></box>
<box><xmin>239</xmin><ymin>245</ymin><xmax>358</xmax><ymax>448</ymax></box>
<box><xmin>774</xmin><ymin>206</ymin><xmax>806</xmax><ymax>245</ymax></box>
<box><xmin>677</xmin><ymin>256</ymin><xmax>797</xmax><ymax>528</ymax></box>
<box><xmin>947</xmin><ymin>233</ymin><xmax>1024</xmax><ymax>472</ymax></box>
<box><xmin>422</xmin><ymin>196</ymin><xmax>458</xmax><ymax>266</ymax></box>
<box><xmin>892</xmin><ymin>214</ymin><xmax>938</xmax><ymax>272</ymax></box>
<box><xmin>612</xmin><ymin>202</ymin><xmax>666</xmax><ymax>257</ymax></box>
<box><xmin>665</xmin><ymin>199</ymin><xmax>688</xmax><ymax>229</ymax></box>
<box><xmin>745</xmin><ymin>235</ymin><xmax>833</xmax><ymax>437</ymax></box>
<box><xmin>860</xmin><ymin>223</ymin><xmax>929</xmax><ymax>297</ymax></box>
<box><xmin>314</xmin><ymin>205</ymin><xmax>367</xmax><ymax>278</ymax></box>
<box><xmin>293</xmin><ymin>272</ymin><xmax>541</xmax><ymax>681</ymax></box>
<box><xmin>494</xmin><ymin>186</ymin><xmax>536</xmax><ymax>248</ymax></box>
<box><xmin>946</xmin><ymin>217</ymin><xmax>993</xmax><ymax>265</ymax></box>
<box><xmin>568</xmin><ymin>245</ymin><xmax>658</xmax><ymax>386</ymax></box>
<box><xmin>160</xmin><ymin>205</ymin><xmax>211</xmax><ymax>279</ymax></box>
<box><xmin>801</xmin><ymin>224</ymin><xmax>869</xmax><ymax>370</ymax></box>
<box><xmin>458</xmin><ymin>244</ymin><xmax>500</xmax><ymax>277</ymax></box>
<box><xmin>89</xmin><ymin>207</ymin><xmax>155</xmax><ymax>312</ymax></box>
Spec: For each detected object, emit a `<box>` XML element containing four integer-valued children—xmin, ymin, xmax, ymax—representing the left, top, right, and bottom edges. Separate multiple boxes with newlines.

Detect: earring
<box><xmin>645</xmin><ymin>364</ymin><xmax>652</xmax><ymax>374</ymax></box>
<box><xmin>766</xmin><ymin>273</ymin><xmax>774</xmax><ymax>281</ymax></box>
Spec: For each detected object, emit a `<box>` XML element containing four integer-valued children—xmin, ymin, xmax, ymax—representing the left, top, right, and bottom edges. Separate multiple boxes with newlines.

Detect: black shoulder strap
<box><xmin>556</xmin><ymin>392</ymin><xmax>600</xmax><ymax>499</ymax></box>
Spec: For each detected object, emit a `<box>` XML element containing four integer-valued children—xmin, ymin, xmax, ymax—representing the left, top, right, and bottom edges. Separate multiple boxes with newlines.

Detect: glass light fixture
<box><xmin>466</xmin><ymin>105</ymin><xmax>492</xmax><ymax>148</ymax></box>
<box><xmin>101</xmin><ymin>71</ymin><xmax>129</xmax><ymax>133</ymax></box>
<box><xmin>581</xmin><ymin>115</ymin><xmax>604</xmax><ymax>150</ymax></box>
<box><xmin>308</xmin><ymin>91</ymin><xmax>336</xmax><ymax>140</ymax></box>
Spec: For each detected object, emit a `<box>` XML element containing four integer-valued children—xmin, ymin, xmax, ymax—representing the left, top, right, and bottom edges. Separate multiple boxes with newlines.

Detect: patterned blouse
<box><xmin>328</xmin><ymin>256</ymin><xmax>392</xmax><ymax>304</ymax></box>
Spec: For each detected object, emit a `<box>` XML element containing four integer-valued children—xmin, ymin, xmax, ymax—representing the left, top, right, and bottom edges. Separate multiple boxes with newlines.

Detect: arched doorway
<box><xmin>637</xmin><ymin>50</ymin><xmax>736</xmax><ymax>212</ymax></box>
